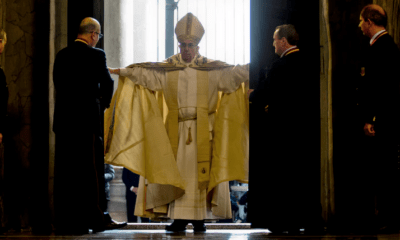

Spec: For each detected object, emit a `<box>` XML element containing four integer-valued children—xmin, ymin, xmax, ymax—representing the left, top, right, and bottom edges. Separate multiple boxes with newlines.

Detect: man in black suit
<box><xmin>249</xmin><ymin>24</ymin><xmax>322</xmax><ymax>234</ymax></box>
<box><xmin>53</xmin><ymin>17</ymin><xmax>125</xmax><ymax>234</ymax></box>
<box><xmin>358</xmin><ymin>4</ymin><xmax>400</xmax><ymax>233</ymax></box>
<box><xmin>122</xmin><ymin>168</ymin><xmax>149</xmax><ymax>223</ymax></box>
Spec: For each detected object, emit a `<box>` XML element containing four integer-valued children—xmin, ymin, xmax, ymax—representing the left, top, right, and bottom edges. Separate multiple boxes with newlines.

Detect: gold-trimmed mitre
<box><xmin>175</xmin><ymin>12</ymin><xmax>204</xmax><ymax>45</ymax></box>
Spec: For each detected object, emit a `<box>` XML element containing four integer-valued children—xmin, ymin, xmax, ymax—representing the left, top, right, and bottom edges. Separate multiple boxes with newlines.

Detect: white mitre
<box><xmin>175</xmin><ymin>12</ymin><xmax>205</xmax><ymax>45</ymax></box>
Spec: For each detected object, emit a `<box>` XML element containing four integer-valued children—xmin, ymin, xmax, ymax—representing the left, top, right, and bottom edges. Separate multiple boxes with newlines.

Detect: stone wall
<box><xmin>0</xmin><ymin>0</ymin><xmax>52</xmax><ymax>233</ymax></box>
<box><xmin>48</xmin><ymin>0</ymin><xmax>67</xmax><ymax>226</ymax></box>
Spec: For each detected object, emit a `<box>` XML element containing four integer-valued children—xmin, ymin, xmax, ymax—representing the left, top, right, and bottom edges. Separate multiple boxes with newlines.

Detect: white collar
<box><xmin>280</xmin><ymin>46</ymin><xmax>298</xmax><ymax>58</ymax></box>
<box><xmin>370</xmin><ymin>29</ymin><xmax>386</xmax><ymax>45</ymax></box>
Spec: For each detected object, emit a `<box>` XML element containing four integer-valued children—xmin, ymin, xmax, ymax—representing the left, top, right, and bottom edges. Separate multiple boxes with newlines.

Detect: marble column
<box><xmin>104</xmin><ymin>0</ymin><xmax>162</xmax><ymax>222</ymax></box>
<box><xmin>320</xmin><ymin>0</ymin><xmax>334</xmax><ymax>226</ymax></box>
<box><xmin>0</xmin><ymin>0</ymin><xmax>53</xmax><ymax>232</ymax></box>
<box><xmin>104</xmin><ymin>0</ymin><xmax>134</xmax><ymax>91</ymax></box>
<box><xmin>49</xmin><ymin>0</ymin><xmax>67</xmax><ymax>223</ymax></box>
<box><xmin>104</xmin><ymin>0</ymin><xmax>134</xmax><ymax>222</ymax></box>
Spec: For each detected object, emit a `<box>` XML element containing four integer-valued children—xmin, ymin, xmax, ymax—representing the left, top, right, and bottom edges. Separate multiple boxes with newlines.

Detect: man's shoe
<box><xmin>91</xmin><ymin>219</ymin><xmax>127</xmax><ymax>233</ymax></box>
<box><xmin>91</xmin><ymin>225</ymin><xmax>105</xmax><ymax>233</ymax></box>
<box><xmin>192</xmin><ymin>221</ymin><xmax>207</xmax><ymax>232</ymax></box>
<box><xmin>104</xmin><ymin>219</ymin><xmax>128</xmax><ymax>230</ymax></box>
<box><xmin>102</xmin><ymin>213</ymin><xmax>128</xmax><ymax>230</ymax></box>
<box><xmin>166</xmin><ymin>220</ymin><xmax>188</xmax><ymax>232</ymax></box>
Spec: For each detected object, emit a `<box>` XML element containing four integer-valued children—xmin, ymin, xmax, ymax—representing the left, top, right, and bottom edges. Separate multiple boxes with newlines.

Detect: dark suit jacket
<box><xmin>250</xmin><ymin>50</ymin><xmax>316</xmax><ymax>167</ymax></box>
<box><xmin>359</xmin><ymin>34</ymin><xmax>400</xmax><ymax>132</ymax></box>
<box><xmin>53</xmin><ymin>41</ymin><xmax>114</xmax><ymax>135</ymax></box>
<box><xmin>122</xmin><ymin>168</ymin><xmax>141</xmax><ymax>222</ymax></box>
<box><xmin>358</xmin><ymin>33</ymin><xmax>400</xmax><ymax>228</ymax></box>
<box><xmin>52</xmin><ymin>41</ymin><xmax>114</xmax><ymax>227</ymax></box>
<box><xmin>0</xmin><ymin>68</ymin><xmax>8</xmax><ymax>134</ymax></box>
<box><xmin>250</xmin><ymin>51</ymin><xmax>312</xmax><ymax>125</ymax></box>
<box><xmin>249</xmin><ymin>50</ymin><xmax>321</xmax><ymax>228</ymax></box>
<box><xmin>122</xmin><ymin>168</ymin><xmax>140</xmax><ymax>190</ymax></box>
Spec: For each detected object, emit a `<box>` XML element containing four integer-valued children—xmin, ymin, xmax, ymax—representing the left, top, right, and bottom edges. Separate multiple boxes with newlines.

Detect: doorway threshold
<box><xmin>123</xmin><ymin>223</ymin><xmax>251</xmax><ymax>230</ymax></box>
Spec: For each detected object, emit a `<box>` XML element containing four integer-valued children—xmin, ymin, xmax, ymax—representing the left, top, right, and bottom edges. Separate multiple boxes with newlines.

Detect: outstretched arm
<box><xmin>109</xmin><ymin>66</ymin><xmax>165</xmax><ymax>91</ymax></box>
<box><xmin>215</xmin><ymin>64</ymin><xmax>250</xmax><ymax>93</ymax></box>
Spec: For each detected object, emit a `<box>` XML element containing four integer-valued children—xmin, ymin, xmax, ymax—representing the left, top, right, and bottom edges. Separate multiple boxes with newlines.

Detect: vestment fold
<box><xmin>104</xmin><ymin>75</ymin><xmax>186</xmax><ymax>208</ymax></box>
<box><xmin>104</xmin><ymin>59</ymin><xmax>248</xmax><ymax>219</ymax></box>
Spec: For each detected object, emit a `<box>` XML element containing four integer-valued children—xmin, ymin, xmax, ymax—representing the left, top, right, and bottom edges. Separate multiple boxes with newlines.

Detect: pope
<box><xmin>107</xmin><ymin>13</ymin><xmax>249</xmax><ymax>232</ymax></box>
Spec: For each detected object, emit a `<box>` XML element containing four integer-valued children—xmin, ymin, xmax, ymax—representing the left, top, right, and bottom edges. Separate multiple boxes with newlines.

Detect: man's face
<box><xmin>0</xmin><ymin>38</ymin><xmax>6</xmax><ymax>55</ymax></box>
<box><xmin>273</xmin><ymin>30</ymin><xmax>285</xmax><ymax>56</ymax></box>
<box><xmin>90</xmin><ymin>26</ymin><xmax>101</xmax><ymax>47</ymax></box>
<box><xmin>179</xmin><ymin>40</ymin><xmax>198</xmax><ymax>63</ymax></box>
<box><xmin>359</xmin><ymin>15</ymin><xmax>370</xmax><ymax>37</ymax></box>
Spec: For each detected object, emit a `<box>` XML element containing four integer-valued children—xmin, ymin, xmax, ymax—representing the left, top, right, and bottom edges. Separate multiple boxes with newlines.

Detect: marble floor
<box><xmin>0</xmin><ymin>224</ymin><xmax>399</xmax><ymax>240</ymax></box>
<box><xmin>2</xmin><ymin>230</ymin><xmax>400</xmax><ymax>240</ymax></box>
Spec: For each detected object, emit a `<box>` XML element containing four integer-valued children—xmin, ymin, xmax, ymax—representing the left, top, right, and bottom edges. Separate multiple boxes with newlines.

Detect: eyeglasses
<box><xmin>179</xmin><ymin>43</ymin><xmax>197</xmax><ymax>49</ymax></box>
<box><xmin>91</xmin><ymin>31</ymin><xmax>104</xmax><ymax>39</ymax></box>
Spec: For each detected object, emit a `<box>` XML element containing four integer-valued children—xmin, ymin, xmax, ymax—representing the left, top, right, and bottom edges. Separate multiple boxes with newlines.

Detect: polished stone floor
<box><xmin>0</xmin><ymin>230</ymin><xmax>400</xmax><ymax>240</ymax></box>
<box><xmin>0</xmin><ymin>224</ymin><xmax>399</xmax><ymax>240</ymax></box>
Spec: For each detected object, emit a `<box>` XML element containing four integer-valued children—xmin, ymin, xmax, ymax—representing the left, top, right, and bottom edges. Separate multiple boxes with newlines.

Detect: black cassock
<box><xmin>52</xmin><ymin>41</ymin><xmax>114</xmax><ymax>230</ymax></box>
<box><xmin>358</xmin><ymin>33</ymin><xmax>400</xmax><ymax>230</ymax></box>
<box><xmin>250</xmin><ymin>50</ymin><xmax>322</xmax><ymax>231</ymax></box>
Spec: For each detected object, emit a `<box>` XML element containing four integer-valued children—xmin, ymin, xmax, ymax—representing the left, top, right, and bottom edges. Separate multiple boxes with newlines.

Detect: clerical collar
<box><xmin>370</xmin><ymin>30</ymin><xmax>387</xmax><ymax>46</ymax></box>
<box><xmin>281</xmin><ymin>46</ymin><xmax>299</xmax><ymax>58</ymax></box>
<box><xmin>75</xmin><ymin>38</ymin><xmax>89</xmax><ymax>45</ymax></box>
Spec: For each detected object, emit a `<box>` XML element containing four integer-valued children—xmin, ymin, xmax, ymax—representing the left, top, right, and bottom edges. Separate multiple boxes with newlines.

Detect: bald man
<box><xmin>358</xmin><ymin>4</ymin><xmax>400</xmax><ymax>234</ymax></box>
<box><xmin>53</xmin><ymin>17</ymin><xmax>125</xmax><ymax>234</ymax></box>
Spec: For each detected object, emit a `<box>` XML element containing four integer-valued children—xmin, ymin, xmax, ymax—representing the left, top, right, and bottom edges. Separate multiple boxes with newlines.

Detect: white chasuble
<box><xmin>115</xmin><ymin>54</ymin><xmax>249</xmax><ymax>220</ymax></box>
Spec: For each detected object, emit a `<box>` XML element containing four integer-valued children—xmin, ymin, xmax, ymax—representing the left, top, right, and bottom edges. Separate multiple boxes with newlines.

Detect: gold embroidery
<box><xmin>175</xmin><ymin>13</ymin><xmax>204</xmax><ymax>45</ymax></box>
<box><xmin>284</xmin><ymin>48</ymin><xmax>299</xmax><ymax>57</ymax></box>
